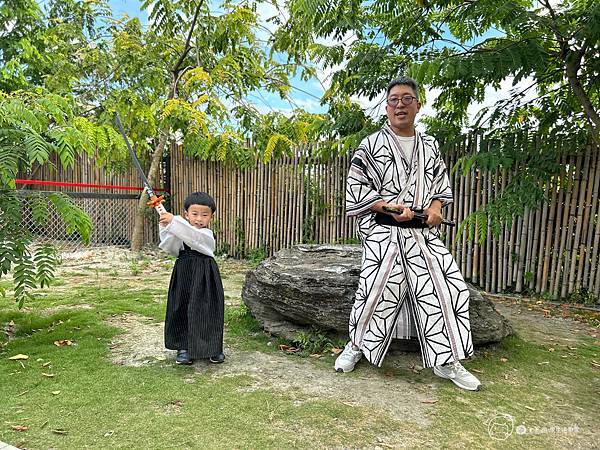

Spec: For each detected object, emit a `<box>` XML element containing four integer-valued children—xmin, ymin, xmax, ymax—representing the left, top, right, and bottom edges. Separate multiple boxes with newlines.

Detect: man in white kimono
<box><xmin>335</xmin><ymin>77</ymin><xmax>481</xmax><ymax>391</ymax></box>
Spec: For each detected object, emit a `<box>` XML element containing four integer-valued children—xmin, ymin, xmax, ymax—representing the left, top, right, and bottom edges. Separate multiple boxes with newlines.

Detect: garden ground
<box><xmin>1</xmin><ymin>247</ymin><xmax>599</xmax><ymax>449</ymax></box>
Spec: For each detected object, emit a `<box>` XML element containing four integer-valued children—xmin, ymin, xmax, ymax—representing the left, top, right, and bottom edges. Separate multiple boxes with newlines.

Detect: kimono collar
<box><xmin>383</xmin><ymin>124</ymin><xmax>426</xmax><ymax>209</ymax></box>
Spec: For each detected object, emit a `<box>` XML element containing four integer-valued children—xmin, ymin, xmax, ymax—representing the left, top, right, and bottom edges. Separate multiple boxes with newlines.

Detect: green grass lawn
<box><xmin>1</xmin><ymin>254</ymin><xmax>599</xmax><ymax>449</ymax></box>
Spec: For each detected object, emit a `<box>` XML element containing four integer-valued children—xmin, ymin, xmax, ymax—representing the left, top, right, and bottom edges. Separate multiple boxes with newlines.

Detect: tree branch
<box><xmin>171</xmin><ymin>2</ymin><xmax>203</xmax><ymax>76</ymax></box>
<box><xmin>564</xmin><ymin>44</ymin><xmax>600</xmax><ymax>132</ymax></box>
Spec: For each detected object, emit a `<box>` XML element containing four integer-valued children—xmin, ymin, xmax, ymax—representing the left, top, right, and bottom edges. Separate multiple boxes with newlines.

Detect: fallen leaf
<box><xmin>421</xmin><ymin>399</ymin><xmax>438</xmax><ymax>404</ymax></box>
<box><xmin>500</xmin><ymin>357</ymin><xmax>508</xmax><ymax>363</ymax></box>
<box><xmin>548</xmin><ymin>347</ymin><xmax>555</xmax><ymax>352</ymax></box>
<box><xmin>309</xmin><ymin>354</ymin><xmax>322</xmax><ymax>358</ymax></box>
<box><xmin>154</xmin><ymin>356</ymin><xmax>166</xmax><ymax>361</ymax></box>
<box><xmin>52</xmin><ymin>429</ymin><xmax>68</xmax><ymax>435</ymax></box>
<box><xmin>41</xmin><ymin>373</ymin><xmax>55</xmax><ymax>378</ymax></box>
<box><xmin>278</xmin><ymin>344</ymin><xmax>299</xmax><ymax>353</ymax></box>
<box><xmin>11</xmin><ymin>425</ymin><xmax>29</xmax><ymax>432</ymax></box>
<box><xmin>52</xmin><ymin>391</ymin><xmax>61</xmax><ymax>395</ymax></box>
<box><xmin>330</xmin><ymin>347</ymin><xmax>343</xmax><ymax>355</ymax></box>
<box><xmin>42</xmin><ymin>362</ymin><xmax>51</xmax><ymax>367</ymax></box>
<box><xmin>525</xmin><ymin>405</ymin><xmax>536</xmax><ymax>411</ymax></box>
<box><xmin>53</xmin><ymin>340</ymin><xmax>73</xmax><ymax>347</ymax></box>
<box><xmin>8</xmin><ymin>354</ymin><xmax>29</xmax><ymax>360</ymax></box>
<box><xmin>471</xmin><ymin>368</ymin><xmax>484</xmax><ymax>374</ymax></box>
<box><xmin>538</xmin><ymin>361</ymin><xmax>550</xmax><ymax>365</ymax></box>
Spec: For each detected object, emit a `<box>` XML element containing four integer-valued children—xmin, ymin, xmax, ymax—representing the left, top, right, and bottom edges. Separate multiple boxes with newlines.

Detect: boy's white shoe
<box><xmin>433</xmin><ymin>361</ymin><xmax>481</xmax><ymax>391</ymax></box>
<box><xmin>334</xmin><ymin>341</ymin><xmax>362</xmax><ymax>373</ymax></box>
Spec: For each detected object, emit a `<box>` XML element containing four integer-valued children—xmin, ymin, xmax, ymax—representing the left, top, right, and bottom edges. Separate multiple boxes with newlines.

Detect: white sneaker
<box><xmin>334</xmin><ymin>341</ymin><xmax>362</xmax><ymax>373</ymax></box>
<box><xmin>433</xmin><ymin>361</ymin><xmax>481</xmax><ymax>391</ymax></box>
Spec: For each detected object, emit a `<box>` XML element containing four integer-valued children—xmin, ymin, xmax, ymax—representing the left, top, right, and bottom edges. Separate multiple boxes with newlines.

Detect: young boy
<box><xmin>158</xmin><ymin>191</ymin><xmax>225</xmax><ymax>365</ymax></box>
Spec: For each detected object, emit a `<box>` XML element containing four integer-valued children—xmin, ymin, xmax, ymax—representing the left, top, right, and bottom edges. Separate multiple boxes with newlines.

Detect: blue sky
<box><xmin>108</xmin><ymin>0</ymin><xmax>148</xmax><ymax>23</ymax></box>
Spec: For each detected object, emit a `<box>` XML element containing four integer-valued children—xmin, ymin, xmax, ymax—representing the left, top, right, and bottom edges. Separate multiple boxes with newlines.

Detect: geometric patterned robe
<box><xmin>346</xmin><ymin>125</ymin><xmax>473</xmax><ymax>368</ymax></box>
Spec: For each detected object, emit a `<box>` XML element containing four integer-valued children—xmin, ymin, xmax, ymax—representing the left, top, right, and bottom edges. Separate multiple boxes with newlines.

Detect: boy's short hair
<box><xmin>184</xmin><ymin>191</ymin><xmax>216</xmax><ymax>212</ymax></box>
<box><xmin>386</xmin><ymin>76</ymin><xmax>420</xmax><ymax>100</ymax></box>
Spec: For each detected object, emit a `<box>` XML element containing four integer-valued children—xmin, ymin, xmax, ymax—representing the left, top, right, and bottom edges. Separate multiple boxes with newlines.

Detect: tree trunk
<box><xmin>129</xmin><ymin>4</ymin><xmax>203</xmax><ymax>251</ymax></box>
<box><xmin>130</xmin><ymin>131</ymin><xmax>169</xmax><ymax>251</ymax></box>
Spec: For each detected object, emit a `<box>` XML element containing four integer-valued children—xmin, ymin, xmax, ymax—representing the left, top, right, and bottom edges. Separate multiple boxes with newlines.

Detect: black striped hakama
<box><xmin>164</xmin><ymin>245</ymin><xmax>224</xmax><ymax>359</ymax></box>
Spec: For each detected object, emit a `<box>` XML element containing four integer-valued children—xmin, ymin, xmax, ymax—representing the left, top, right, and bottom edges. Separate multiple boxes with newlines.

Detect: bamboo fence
<box><xmin>17</xmin><ymin>135</ymin><xmax>600</xmax><ymax>301</ymax></box>
<box><xmin>18</xmin><ymin>152</ymin><xmax>161</xmax><ymax>246</ymax></box>
<box><xmin>170</xmin><ymin>137</ymin><xmax>600</xmax><ymax>301</ymax></box>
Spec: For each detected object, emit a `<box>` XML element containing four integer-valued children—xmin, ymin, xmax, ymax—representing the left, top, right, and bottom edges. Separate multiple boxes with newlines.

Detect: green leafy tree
<box><xmin>273</xmin><ymin>0</ymin><xmax>599</xmax><ymax>236</ymax></box>
<box><xmin>0</xmin><ymin>0</ymin><xmax>126</xmax><ymax>306</ymax></box>
<box><xmin>0</xmin><ymin>91</ymin><xmax>117</xmax><ymax>306</ymax></box>
<box><xmin>90</xmin><ymin>0</ymin><xmax>329</xmax><ymax>250</ymax></box>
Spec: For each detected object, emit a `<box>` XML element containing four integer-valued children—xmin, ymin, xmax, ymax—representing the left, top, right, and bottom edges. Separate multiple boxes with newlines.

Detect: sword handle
<box><xmin>147</xmin><ymin>195</ymin><xmax>167</xmax><ymax>215</ymax></box>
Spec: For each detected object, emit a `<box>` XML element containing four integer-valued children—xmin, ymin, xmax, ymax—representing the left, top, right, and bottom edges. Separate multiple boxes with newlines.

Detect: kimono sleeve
<box><xmin>158</xmin><ymin>225</ymin><xmax>183</xmax><ymax>257</ymax></box>
<box><xmin>162</xmin><ymin>215</ymin><xmax>216</xmax><ymax>257</ymax></box>
<box><xmin>430</xmin><ymin>142</ymin><xmax>453</xmax><ymax>207</ymax></box>
<box><xmin>345</xmin><ymin>146</ymin><xmax>383</xmax><ymax>217</ymax></box>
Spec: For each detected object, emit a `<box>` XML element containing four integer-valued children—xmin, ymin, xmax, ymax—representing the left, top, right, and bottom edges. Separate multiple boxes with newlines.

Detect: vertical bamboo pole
<box><xmin>573</xmin><ymin>149</ymin><xmax>593</xmax><ymax>291</ymax></box>
<box><xmin>534</xmin><ymin>183</ymin><xmax>550</xmax><ymax>293</ymax></box>
<box><xmin>293</xmin><ymin>151</ymin><xmax>300</xmax><ymax>245</ymax></box>
<box><xmin>465</xmin><ymin>135</ymin><xmax>476</xmax><ymax>281</ymax></box>
<box><xmin>485</xmin><ymin>174</ymin><xmax>492</xmax><ymax>292</ymax></box>
<box><xmin>561</xmin><ymin>153</ymin><xmax>582</xmax><ymax>298</ymax></box>
<box><xmin>553</xmin><ymin>152</ymin><xmax>574</xmax><ymax>298</ymax></box>
<box><xmin>491</xmin><ymin>169</ymin><xmax>499</xmax><ymax>293</ymax></box>
<box><xmin>513</xmin><ymin>214</ymin><xmax>523</xmax><ymax>286</ymax></box>
<box><xmin>456</xmin><ymin>138</ymin><xmax>466</xmax><ymax>272</ymax></box>
<box><xmin>584</xmin><ymin>146</ymin><xmax>600</xmax><ymax>291</ymax></box>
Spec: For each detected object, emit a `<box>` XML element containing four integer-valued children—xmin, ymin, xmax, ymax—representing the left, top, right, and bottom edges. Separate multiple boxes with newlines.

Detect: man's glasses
<box><xmin>386</xmin><ymin>95</ymin><xmax>418</xmax><ymax>107</ymax></box>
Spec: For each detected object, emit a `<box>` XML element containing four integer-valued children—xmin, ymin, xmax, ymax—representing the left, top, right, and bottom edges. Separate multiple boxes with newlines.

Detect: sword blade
<box><xmin>114</xmin><ymin>115</ymin><xmax>156</xmax><ymax>198</ymax></box>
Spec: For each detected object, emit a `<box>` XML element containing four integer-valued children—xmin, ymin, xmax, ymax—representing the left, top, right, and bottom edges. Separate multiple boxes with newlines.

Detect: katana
<box><xmin>383</xmin><ymin>205</ymin><xmax>455</xmax><ymax>227</ymax></box>
<box><xmin>115</xmin><ymin>115</ymin><xmax>167</xmax><ymax>215</ymax></box>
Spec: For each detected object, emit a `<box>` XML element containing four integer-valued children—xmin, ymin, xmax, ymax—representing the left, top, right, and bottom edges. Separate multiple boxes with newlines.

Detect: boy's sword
<box><xmin>115</xmin><ymin>115</ymin><xmax>167</xmax><ymax>215</ymax></box>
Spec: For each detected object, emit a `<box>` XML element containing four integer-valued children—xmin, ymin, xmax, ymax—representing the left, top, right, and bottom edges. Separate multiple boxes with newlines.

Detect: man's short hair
<box><xmin>184</xmin><ymin>191</ymin><xmax>216</xmax><ymax>212</ymax></box>
<box><xmin>386</xmin><ymin>77</ymin><xmax>420</xmax><ymax>100</ymax></box>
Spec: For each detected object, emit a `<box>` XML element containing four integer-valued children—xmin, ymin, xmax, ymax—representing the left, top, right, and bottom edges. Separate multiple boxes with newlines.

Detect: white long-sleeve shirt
<box><xmin>158</xmin><ymin>215</ymin><xmax>215</xmax><ymax>258</ymax></box>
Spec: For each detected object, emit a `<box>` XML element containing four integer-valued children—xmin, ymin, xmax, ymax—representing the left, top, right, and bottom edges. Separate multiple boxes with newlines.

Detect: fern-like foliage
<box><xmin>0</xmin><ymin>90</ymin><xmax>106</xmax><ymax>307</ymax></box>
<box><xmin>48</xmin><ymin>193</ymin><xmax>93</xmax><ymax>243</ymax></box>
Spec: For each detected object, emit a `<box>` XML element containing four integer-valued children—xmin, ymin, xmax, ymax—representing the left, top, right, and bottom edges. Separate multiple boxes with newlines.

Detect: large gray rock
<box><xmin>242</xmin><ymin>244</ymin><xmax>513</xmax><ymax>346</ymax></box>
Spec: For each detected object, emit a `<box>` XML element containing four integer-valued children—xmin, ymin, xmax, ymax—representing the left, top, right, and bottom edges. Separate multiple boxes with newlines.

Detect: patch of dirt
<box><xmin>493</xmin><ymin>302</ymin><xmax>598</xmax><ymax>345</ymax></box>
<box><xmin>104</xmin><ymin>313</ymin><xmax>434</xmax><ymax>425</ymax></box>
<box><xmin>40</xmin><ymin>303</ymin><xmax>94</xmax><ymax>315</ymax></box>
<box><xmin>106</xmin><ymin>313</ymin><xmax>170</xmax><ymax>366</ymax></box>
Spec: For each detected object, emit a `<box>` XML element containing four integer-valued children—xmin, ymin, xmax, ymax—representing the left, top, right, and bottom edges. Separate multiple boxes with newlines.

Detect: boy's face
<box><xmin>184</xmin><ymin>204</ymin><xmax>214</xmax><ymax>229</ymax></box>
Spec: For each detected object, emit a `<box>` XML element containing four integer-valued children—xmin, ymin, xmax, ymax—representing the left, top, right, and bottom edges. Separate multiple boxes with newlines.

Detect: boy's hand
<box><xmin>159</xmin><ymin>212</ymin><xmax>174</xmax><ymax>227</ymax></box>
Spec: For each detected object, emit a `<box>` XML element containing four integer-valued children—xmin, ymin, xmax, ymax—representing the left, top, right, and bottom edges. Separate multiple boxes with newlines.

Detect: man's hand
<box><xmin>372</xmin><ymin>201</ymin><xmax>415</xmax><ymax>222</ymax></box>
<box><xmin>425</xmin><ymin>201</ymin><xmax>443</xmax><ymax>227</ymax></box>
<box><xmin>159</xmin><ymin>212</ymin><xmax>174</xmax><ymax>227</ymax></box>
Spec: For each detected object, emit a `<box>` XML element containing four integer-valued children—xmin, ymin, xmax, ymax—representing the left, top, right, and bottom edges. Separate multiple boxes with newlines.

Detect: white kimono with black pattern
<box><xmin>346</xmin><ymin>125</ymin><xmax>473</xmax><ymax>368</ymax></box>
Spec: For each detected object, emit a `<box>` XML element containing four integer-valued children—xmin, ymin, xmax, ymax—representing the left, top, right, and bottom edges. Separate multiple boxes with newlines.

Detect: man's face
<box><xmin>184</xmin><ymin>204</ymin><xmax>214</xmax><ymax>229</ymax></box>
<box><xmin>385</xmin><ymin>84</ymin><xmax>421</xmax><ymax>134</ymax></box>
